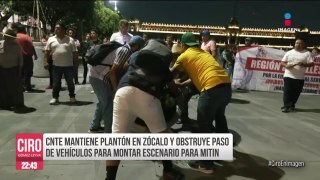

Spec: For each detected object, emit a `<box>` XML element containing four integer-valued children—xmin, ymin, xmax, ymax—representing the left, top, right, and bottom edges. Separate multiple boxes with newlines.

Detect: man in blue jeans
<box><xmin>88</xmin><ymin>36</ymin><xmax>145</xmax><ymax>133</ymax></box>
<box><xmin>171</xmin><ymin>32</ymin><xmax>231</xmax><ymax>174</ymax></box>
<box><xmin>45</xmin><ymin>23</ymin><xmax>78</xmax><ymax>105</ymax></box>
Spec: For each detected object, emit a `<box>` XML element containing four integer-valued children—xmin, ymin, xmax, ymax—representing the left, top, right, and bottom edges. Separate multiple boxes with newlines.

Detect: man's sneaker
<box><xmin>281</xmin><ymin>106</ymin><xmax>291</xmax><ymax>113</ymax></box>
<box><xmin>281</xmin><ymin>107</ymin><xmax>290</xmax><ymax>113</ymax></box>
<box><xmin>70</xmin><ymin>97</ymin><xmax>77</xmax><ymax>103</ymax></box>
<box><xmin>188</xmin><ymin>161</ymin><xmax>214</xmax><ymax>174</ymax></box>
<box><xmin>49</xmin><ymin>98</ymin><xmax>59</xmax><ymax>105</ymax></box>
<box><xmin>88</xmin><ymin>127</ymin><xmax>104</xmax><ymax>133</ymax></box>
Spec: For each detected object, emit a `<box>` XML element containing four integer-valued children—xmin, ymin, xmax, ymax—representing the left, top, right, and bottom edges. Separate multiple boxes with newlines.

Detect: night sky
<box><xmin>106</xmin><ymin>1</ymin><xmax>320</xmax><ymax>31</ymax></box>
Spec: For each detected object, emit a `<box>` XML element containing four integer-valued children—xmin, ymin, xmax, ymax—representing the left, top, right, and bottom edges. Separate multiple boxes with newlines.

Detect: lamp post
<box><xmin>110</xmin><ymin>1</ymin><xmax>118</xmax><ymax>11</ymax></box>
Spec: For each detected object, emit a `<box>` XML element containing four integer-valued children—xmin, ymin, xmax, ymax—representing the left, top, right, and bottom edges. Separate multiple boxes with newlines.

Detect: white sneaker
<box><xmin>90</xmin><ymin>90</ymin><xmax>94</xmax><ymax>94</ymax></box>
<box><xmin>70</xmin><ymin>97</ymin><xmax>77</xmax><ymax>103</ymax></box>
<box><xmin>49</xmin><ymin>98</ymin><xmax>59</xmax><ymax>105</ymax></box>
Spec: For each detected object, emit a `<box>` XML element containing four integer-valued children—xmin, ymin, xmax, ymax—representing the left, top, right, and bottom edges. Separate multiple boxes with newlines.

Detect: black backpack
<box><xmin>85</xmin><ymin>41</ymin><xmax>123</xmax><ymax>66</ymax></box>
<box><xmin>135</xmin><ymin>39</ymin><xmax>173</xmax><ymax>73</ymax></box>
<box><xmin>128</xmin><ymin>40</ymin><xmax>174</xmax><ymax>99</ymax></box>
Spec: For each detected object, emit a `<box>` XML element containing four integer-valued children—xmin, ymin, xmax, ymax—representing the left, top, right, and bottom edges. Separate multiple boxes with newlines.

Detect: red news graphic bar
<box><xmin>16</xmin><ymin>134</ymin><xmax>43</xmax><ymax>170</ymax></box>
<box><xmin>245</xmin><ymin>57</ymin><xmax>284</xmax><ymax>73</ymax></box>
<box><xmin>245</xmin><ymin>57</ymin><xmax>320</xmax><ymax>77</ymax></box>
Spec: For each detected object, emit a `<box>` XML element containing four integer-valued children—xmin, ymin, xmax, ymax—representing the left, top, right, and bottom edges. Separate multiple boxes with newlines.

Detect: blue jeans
<box><xmin>89</xmin><ymin>77</ymin><xmax>113</xmax><ymax>133</ymax></box>
<box><xmin>52</xmin><ymin>66</ymin><xmax>75</xmax><ymax>99</ymax></box>
<box><xmin>197</xmin><ymin>83</ymin><xmax>231</xmax><ymax>133</ymax></box>
<box><xmin>227</xmin><ymin>64</ymin><xmax>234</xmax><ymax>79</ymax></box>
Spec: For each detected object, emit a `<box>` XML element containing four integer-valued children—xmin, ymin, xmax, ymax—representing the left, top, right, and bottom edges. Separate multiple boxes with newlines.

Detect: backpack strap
<box><xmin>0</xmin><ymin>40</ymin><xmax>4</xmax><ymax>54</ymax></box>
<box><xmin>96</xmin><ymin>42</ymin><xmax>125</xmax><ymax>66</ymax></box>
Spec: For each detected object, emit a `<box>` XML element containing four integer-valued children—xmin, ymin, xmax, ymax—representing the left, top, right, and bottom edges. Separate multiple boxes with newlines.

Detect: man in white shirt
<box><xmin>280</xmin><ymin>38</ymin><xmax>314</xmax><ymax>112</ymax></box>
<box><xmin>110</xmin><ymin>19</ymin><xmax>132</xmax><ymax>44</ymax></box>
<box><xmin>44</xmin><ymin>23</ymin><xmax>78</xmax><ymax>105</ymax></box>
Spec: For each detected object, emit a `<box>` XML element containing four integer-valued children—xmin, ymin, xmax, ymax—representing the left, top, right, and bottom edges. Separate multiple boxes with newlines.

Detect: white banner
<box><xmin>232</xmin><ymin>46</ymin><xmax>320</xmax><ymax>95</ymax></box>
<box><xmin>43</xmin><ymin>133</ymin><xmax>233</xmax><ymax>160</ymax></box>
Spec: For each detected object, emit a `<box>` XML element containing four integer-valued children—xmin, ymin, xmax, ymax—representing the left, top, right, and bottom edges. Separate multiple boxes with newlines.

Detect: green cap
<box><xmin>181</xmin><ymin>32</ymin><xmax>199</xmax><ymax>46</ymax></box>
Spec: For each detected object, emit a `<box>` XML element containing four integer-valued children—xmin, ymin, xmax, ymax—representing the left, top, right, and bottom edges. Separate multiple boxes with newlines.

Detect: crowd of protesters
<box><xmin>99</xmin><ymin>20</ymin><xmax>233</xmax><ymax>180</ymax></box>
<box><xmin>0</xmin><ymin>18</ymin><xmax>316</xmax><ymax>180</ymax></box>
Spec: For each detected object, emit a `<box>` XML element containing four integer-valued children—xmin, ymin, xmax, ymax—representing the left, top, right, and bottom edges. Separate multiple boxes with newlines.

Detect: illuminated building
<box><xmin>129</xmin><ymin>19</ymin><xmax>320</xmax><ymax>49</ymax></box>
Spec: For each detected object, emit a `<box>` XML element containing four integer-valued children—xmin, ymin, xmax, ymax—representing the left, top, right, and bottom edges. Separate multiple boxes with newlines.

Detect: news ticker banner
<box><xmin>16</xmin><ymin>133</ymin><xmax>233</xmax><ymax>170</ymax></box>
<box><xmin>232</xmin><ymin>46</ymin><xmax>320</xmax><ymax>95</ymax></box>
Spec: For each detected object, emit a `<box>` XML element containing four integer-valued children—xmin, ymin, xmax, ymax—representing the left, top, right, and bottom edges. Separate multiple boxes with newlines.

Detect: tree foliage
<box><xmin>0</xmin><ymin>0</ymin><xmax>122</xmax><ymax>40</ymax></box>
<box><xmin>0</xmin><ymin>0</ymin><xmax>33</xmax><ymax>30</ymax></box>
<box><xmin>89</xmin><ymin>1</ymin><xmax>121</xmax><ymax>38</ymax></box>
<box><xmin>39</xmin><ymin>1</ymin><xmax>95</xmax><ymax>34</ymax></box>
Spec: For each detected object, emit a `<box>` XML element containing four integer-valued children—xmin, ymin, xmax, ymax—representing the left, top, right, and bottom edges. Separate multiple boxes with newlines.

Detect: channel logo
<box><xmin>284</xmin><ymin>12</ymin><xmax>292</xmax><ymax>27</ymax></box>
<box><xmin>16</xmin><ymin>134</ymin><xmax>43</xmax><ymax>170</ymax></box>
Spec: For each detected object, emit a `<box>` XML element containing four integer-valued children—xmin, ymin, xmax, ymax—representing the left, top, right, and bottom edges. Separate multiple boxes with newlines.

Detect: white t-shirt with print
<box><xmin>110</xmin><ymin>32</ymin><xmax>132</xmax><ymax>45</ymax></box>
<box><xmin>45</xmin><ymin>35</ymin><xmax>77</xmax><ymax>67</ymax></box>
<box><xmin>281</xmin><ymin>49</ymin><xmax>313</xmax><ymax>80</ymax></box>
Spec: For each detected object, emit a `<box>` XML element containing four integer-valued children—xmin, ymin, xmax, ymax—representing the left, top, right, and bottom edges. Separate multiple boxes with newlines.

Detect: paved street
<box><xmin>0</xmin><ymin>72</ymin><xmax>320</xmax><ymax>180</ymax></box>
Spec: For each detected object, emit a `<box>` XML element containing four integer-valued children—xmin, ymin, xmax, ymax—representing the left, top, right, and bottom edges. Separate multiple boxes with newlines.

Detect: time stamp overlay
<box><xmin>16</xmin><ymin>133</ymin><xmax>305</xmax><ymax>170</ymax></box>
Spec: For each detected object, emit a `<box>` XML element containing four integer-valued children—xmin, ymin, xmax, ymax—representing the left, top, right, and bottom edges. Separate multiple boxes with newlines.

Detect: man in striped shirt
<box><xmin>88</xmin><ymin>36</ymin><xmax>145</xmax><ymax>133</ymax></box>
<box><xmin>108</xmin><ymin>36</ymin><xmax>146</xmax><ymax>93</ymax></box>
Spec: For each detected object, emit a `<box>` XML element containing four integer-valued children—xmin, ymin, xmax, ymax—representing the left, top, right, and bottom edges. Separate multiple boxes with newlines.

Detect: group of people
<box><xmin>93</xmin><ymin>25</ymin><xmax>316</xmax><ymax>179</ymax></box>
<box><xmin>79</xmin><ymin>19</ymin><xmax>232</xmax><ymax>179</ymax></box>
<box><xmin>35</xmin><ymin>19</ymin><xmax>231</xmax><ymax>179</ymax></box>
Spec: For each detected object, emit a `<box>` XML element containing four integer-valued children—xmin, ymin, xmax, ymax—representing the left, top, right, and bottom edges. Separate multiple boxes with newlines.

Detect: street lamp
<box><xmin>110</xmin><ymin>1</ymin><xmax>118</xmax><ymax>11</ymax></box>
